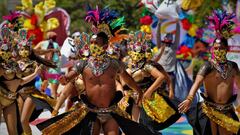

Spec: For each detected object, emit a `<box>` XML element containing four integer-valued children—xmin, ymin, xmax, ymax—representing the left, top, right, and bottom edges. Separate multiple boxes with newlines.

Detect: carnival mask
<box><xmin>129</xmin><ymin>51</ymin><xmax>145</xmax><ymax>62</ymax></box>
<box><xmin>0</xmin><ymin>51</ymin><xmax>12</xmax><ymax>61</ymax></box>
<box><xmin>212</xmin><ymin>48</ymin><xmax>227</xmax><ymax>63</ymax></box>
<box><xmin>90</xmin><ymin>44</ymin><xmax>107</xmax><ymax>57</ymax></box>
<box><xmin>19</xmin><ymin>47</ymin><xmax>30</xmax><ymax>58</ymax></box>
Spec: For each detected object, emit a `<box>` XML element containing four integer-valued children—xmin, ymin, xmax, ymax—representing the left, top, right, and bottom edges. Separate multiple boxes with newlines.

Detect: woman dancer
<box><xmin>14</xmin><ymin>29</ymin><xmax>57</xmax><ymax>135</ymax></box>
<box><xmin>121</xmin><ymin>31</ymin><xmax>181</xmax><ymax>134</ymax></box>
<box><xmin>0</xmin><ymin>26</ymin><xmax>41</xmax><ymax>135</ymax></box>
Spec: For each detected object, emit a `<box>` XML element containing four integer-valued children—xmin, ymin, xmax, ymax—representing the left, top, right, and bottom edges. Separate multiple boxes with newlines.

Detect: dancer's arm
<box><xmin>59</xmin><ymin>60</ymin><xmax>86</xmax><ymax>85</ymax></box>
<box><xmin>143</xmin><ymin>65</ymin><xmax>166</xmax><ymax>99</ymax></box>
<box><xmin>34</xmin><ymin>41</ymin><xmax>56</xmax><ymax>55</ymax></box>
<box><xmin>173</xmin><ymin>22</ymin><xmax>180</xmax><ymax>50</ymax></box>
<box><xmin>59</xmin><ymin>71</ymin><xmax>78</xmax><ymax>85</ymax></box>
<box><xmin>153</xmin><ymin>20</ymin><xmax>165</xmax><ymax>62</ymax></box>
<box><xmin>119</xmin><ymin>70</ymin><xmax>143</xmax><ymax>104</ymax></box>
<box><xmin>20</xmin><ymin>65</ymin><xmax>42</xmax><ymax>85</ymax></box>
<box><xmin>233</xmin><ymin>62</ymin><xmax>240</xmax><ymax>90</ymax></box>
<box><xmin>178</xmin><ymin>74</ymin><xmax>204</xmax><ymax>113</ymax></box>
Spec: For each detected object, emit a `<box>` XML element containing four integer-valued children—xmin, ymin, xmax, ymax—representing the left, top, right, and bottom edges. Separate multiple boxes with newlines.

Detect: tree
<box><xmin>56</xmin><ymin>0</ymin><xmax>143</xmax><ymax>34</ymax></box>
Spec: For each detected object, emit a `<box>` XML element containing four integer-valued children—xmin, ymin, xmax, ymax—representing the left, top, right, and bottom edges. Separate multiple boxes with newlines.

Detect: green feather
<box><xmin>110</xmin><ymin>16</ymin><xmax>125</xmax><ymax>29</ymax></box>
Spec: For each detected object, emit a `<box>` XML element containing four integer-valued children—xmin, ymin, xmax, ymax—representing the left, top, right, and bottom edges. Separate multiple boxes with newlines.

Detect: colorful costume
<box><xmin>37</xmin><ymin>6</ymin><xmax>155</xmax><ymax>135</ymax></box>
<box><xmin>121</xmin><ymin>31</ymin><xmax>181</xmax><ymax>134</ymax></box>
<box><xmin>195</xmin><ymin>61</ymin><xmax>240</xmax><ymax>135</ymax></box>
<box><xmin>189</xmin><ymin>9</ymin><xmax>240</xmax><ymax>135</ymax></box>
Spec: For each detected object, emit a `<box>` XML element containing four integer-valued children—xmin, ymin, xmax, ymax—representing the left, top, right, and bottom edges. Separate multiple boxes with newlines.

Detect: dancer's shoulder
<box><xmin>197</xmin><ymin>61</ymin><xmax>213</xmax><ymax>77</ymax></box>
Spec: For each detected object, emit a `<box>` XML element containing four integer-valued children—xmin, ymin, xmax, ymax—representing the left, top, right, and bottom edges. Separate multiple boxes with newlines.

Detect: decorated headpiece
<box><xmin>127</xmin><ymin>31</ymin><xmax>151</xmax><ymax>52</ymax></box>
<box><xmin>85</xmin><ymin>6</ymin><xmax>128</xmax><ymax>43</ymax></box>
<box><xmin>127</xmin><ymin>31</ymin><xmax>153</xmax><ymax>62</ymax></box>
<box><xmin>2</xmin><ymin>11</ymin><xmax>22</xmax><ymax>31</ymax></box>
<box><xmin>208</xmin><ymin>9</ymin><xmax>235</xmax><ymax>64</ymax></box>
<box><xmin>208</xmin><ymin>9</ymin><xmax>236</xmax><ymax>42</ymax></box>
<box><xmin>77</xmin><ymin>32</ymin><xmax>91</xmax><ymax>58</ymax></box>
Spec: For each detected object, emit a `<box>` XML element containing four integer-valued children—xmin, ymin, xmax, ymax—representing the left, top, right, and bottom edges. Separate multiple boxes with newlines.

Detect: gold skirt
<box><xmin>202</xmin><ymin>102</ymin><xmax>240</xmax><ymax>134</ymax></box>
<box><xmin>142</xmin><ymin>92</ymin><xmax>176</xmax><ymax>123</ymax></box>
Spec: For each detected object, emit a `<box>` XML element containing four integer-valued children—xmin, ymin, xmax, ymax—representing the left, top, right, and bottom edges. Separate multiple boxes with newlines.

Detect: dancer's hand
<box><xmin>143</xmin><ymin>91</ymin><xmax>152</xmax><ymax>100</ymax></box>
<box><xmin>40</xmin><ymin>80</ymin><xmax>48</xmax><ymax>92</ymax></box>
<box><xmin>59</xmin><ymin>75</ymin><xmax>68</xmax><ymax>85</ymax></box>
<box><xmin>178</xmin><ymin>99</ymin><xmax>191</xmax><ymax>113</ymax></box>
<box><xmin>35</xmin><ymin>64</ymin><xmax>43</xmax><ymax>74</ymax></box>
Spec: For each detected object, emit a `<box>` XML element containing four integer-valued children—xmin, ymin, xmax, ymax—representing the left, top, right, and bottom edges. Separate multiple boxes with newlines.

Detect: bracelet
<box><xmin>186</xmin><ymin>95</ymin><xmax>194</xmax><ymax>102</ymax></box>
<box><xmin>51</xmin><ymin>110</ymin><xmax>58</xmax><ymax>117</ymax></box>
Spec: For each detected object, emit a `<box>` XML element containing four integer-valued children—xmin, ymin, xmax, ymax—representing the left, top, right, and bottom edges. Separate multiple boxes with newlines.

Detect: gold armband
<box><xmin>186</xmin><ymin>95</ymin><xmax>194</xmax><ymax>102</ymax></box>
<box><xmin>51</xmin><ymin>110</ymin><xmax>59</xmax><ymax>117</ymax></box>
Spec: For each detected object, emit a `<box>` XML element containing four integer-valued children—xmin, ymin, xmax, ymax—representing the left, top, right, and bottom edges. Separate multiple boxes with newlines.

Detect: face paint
<box><xmin>19</xmin><ymin>47</ymin><xmax>30</xmax><ymax>58</ymax></box>
<box><xmin>89</xmin><ymin>44</ymin><xmax>106</xmax><ymax>57</ymax></box>
<box><xmin>0</xmin><ymin>51</ymin><xmax>12</xmax><ymax>61</ymax></box>
<box><xmin>210</xmin><ymin>46</ymin><xmax>227</xmax><ymax>63</ymax></box>
<box><xmin>128</xmin><ymin>51</ymin><xmax>145</xmax><ymax>62</ymax></box>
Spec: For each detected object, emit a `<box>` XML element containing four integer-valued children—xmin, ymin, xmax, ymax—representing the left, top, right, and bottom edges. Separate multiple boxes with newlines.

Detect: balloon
<box><xmin>155</xmin><ymin>0</ymin><xmax>179</xmax><ymax>19</ymax></box>
<box><xmin>141</xmin><ymin>0</ymin><xmax>161</xmax><ymax>13</ymax></box>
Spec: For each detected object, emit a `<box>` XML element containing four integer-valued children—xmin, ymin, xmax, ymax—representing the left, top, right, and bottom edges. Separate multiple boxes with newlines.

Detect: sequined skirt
<box><xmin>140</xmin><ymin>92</ymin><xmax>181</xmax><ymax>133</ymax></box>
<box><xmin>195</xmin><ymin>94</ymin><xmax>240</xmax><ymax>135</ymax></box>
<box><xmin>37</xmin><ymin>91</ymin><xmax>156</xmax><ymax>135</ymax></box>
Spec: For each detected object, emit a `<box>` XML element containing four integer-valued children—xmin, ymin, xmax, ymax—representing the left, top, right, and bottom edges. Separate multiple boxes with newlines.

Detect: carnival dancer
<box><xmin>36</xmin><ymin>7</ymin><xmax>157</xmax><ymax>135</ymax></box>
<box><xmin>0</xmin><ymin>26</ymin><xmax>41</xmax><ymax>135</ymax></box>
<box><xmin>178</xmin><ymin>9</ymin><xmax>240</xmax><ymax>135</ymax></box>
<box><xmin>13</xmin><ymin>29</ymin><xmax>57</xmax><ymax>135</ymax></box>
<box><xmin>120</xmin><ymin>31</ymin><xmax>181</xmax><ymax>134</ymax></box>
<box><xmin>51</xmin><ymin>32</ymin><xmax>90</xmax><ymax>116</ymax></box>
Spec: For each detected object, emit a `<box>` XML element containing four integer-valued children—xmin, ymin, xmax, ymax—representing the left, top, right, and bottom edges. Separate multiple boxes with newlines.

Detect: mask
<box><xmin>19</xmin><ymin>48</ymin><xmax>30</xmax><ymax>58</ymax></box>
<box><xmin>211</xmin><ymin>47</ymin><xmax>227</xmax><ymax>63</ymax></box>
<box><xmin>90</xmin><ymin>44</ymin><xmax>106</xmax><ymax>57</ymax></box>
<box><xmin>0</xmin><ymin>51</ymin><xmax>12</xmax><ymax>61</ymax></box>
<box><xmin>128</xmin><ymin>51</ymin><xmax>145</xmax><ymax>62</ymax></box>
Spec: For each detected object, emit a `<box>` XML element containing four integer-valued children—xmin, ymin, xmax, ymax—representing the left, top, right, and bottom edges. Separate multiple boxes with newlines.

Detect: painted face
<box><xmin>128</xmin><ymin>51</ymin><xmax>145</xmax><ymax>63</ymax></box>
<box><xmin>211</xmin><ymin>42</ymin><xmax>228</xmax><ymax>63</ymax></box>
<box><xmin>19</xmin><ymin>47</ymin><xmax>30</xmax><ymax>58</ymax></box>
<box><xmin>0</xmin><ymin>42</ymin><xmax>12</xmax><ymax>61</ymax></box>
<box><xmin>89</xmin><ymin>44</ymin><xmax>107</xmax><ymax>57</ymax></box>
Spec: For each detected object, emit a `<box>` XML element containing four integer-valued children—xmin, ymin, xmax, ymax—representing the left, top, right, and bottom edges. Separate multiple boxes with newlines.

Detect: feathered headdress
<box><xmin>85</xmin><ymin>6</ymin><xmax>128</xmax><ymax>43</ymax></box>
<box><xmin>127</xmin><ymin>31</ymin><xmax>152</xmax><ymax>52</ymax></box>
<box><xmin>3</xmin><ymin>11</ymin><xmax>21</xmax><ymax>23</ymax></box>
<box><xmin>208</xmin><ymin>9</ymin><xmax>236</xmax><ymax>39</ymax></box>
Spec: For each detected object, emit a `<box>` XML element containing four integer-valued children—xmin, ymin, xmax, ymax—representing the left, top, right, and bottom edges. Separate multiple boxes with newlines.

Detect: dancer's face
<box><xmin>19</xmin><ymin>47</ymin><xmax>30</xmax><ymax>58</ymax></box>
<box><xmin>0</xmin><ymin>44</ymin><xmax>12</xmax><ymax>61</ymax></box>
<box><xmin>212</xmin><ymin>42</ymin><xmax>228</xmax><ymax>63</ymax></box>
